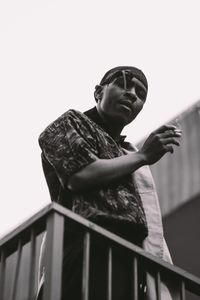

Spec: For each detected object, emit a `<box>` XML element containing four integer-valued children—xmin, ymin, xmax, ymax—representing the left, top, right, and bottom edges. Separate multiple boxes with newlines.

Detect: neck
<box><xmin>96</xmin><ymin>106</ymin><xmax>124</xmax><ymax>140</ymax></box>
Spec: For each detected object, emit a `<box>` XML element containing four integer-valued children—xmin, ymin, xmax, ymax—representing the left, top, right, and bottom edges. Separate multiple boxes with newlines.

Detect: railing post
<box><xmin>28</xmin><ymin>228</ymin><xmax>37</xmax><ymax>300</ymax></box>
<box><xmin>0</xmin><ymin>249</ymin><xmax>6</xmax><ymax>300</ymax></box>
<box><xmin>132</xmin><ymin>256</ymin><xmax>138</xmax><ymax>300</ymax></box>
<box><xmin>107</xmin><ymin>246</ymin><xmax>112</xmax><ymax>300</ymax></box>
<box><xmin>82</xmin><ymin>231</ymin><xmax>90</xmax><ymax>300</ymax></box>
<box><xmin>11</xmin><ymin>239</ymin><xmax>22</xmax><ymax>300</ymax></box>
<box><xmin>43</xmin><ymin>211</ymin><xmax>64</xmax><ymax>300</ymax></box>
<box><xmin>156</xmin><ymin>271</ymin><xmax>161</xmax><ymax>300</ymax></box>
<box><xmin>180</xmin><ymin>280</ymin><xmax>186</xmax><ymax>300</ymax></box>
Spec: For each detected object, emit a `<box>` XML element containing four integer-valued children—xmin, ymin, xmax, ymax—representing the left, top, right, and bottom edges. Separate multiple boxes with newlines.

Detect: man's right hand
<box><xmin>138</xmin><ymin>125</ymin><xmax>182</xmax><ymax>165</ymax></box>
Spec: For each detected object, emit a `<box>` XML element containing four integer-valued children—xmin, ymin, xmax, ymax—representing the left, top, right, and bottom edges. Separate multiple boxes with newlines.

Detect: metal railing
<box><xmin>0</xmin><ymin>202</ymin><xmax>200</xmax><ymax>300</ymax></box>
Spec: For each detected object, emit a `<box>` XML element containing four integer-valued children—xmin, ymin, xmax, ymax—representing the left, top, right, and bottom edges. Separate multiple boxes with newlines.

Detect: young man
<box><xmin>38</xmin><ymin>66</ymin><xmax>181</xmax><ymax>299</ymax></box>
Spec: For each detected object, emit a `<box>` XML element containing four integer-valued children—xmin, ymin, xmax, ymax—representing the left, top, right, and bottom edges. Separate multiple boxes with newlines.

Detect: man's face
<box><xmin>97</xmin><ymin>71</ymin><xmax>147</xmax><ymax>126</ymax></box>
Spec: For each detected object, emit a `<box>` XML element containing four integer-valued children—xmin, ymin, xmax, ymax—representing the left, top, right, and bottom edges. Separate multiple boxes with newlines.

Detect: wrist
<box><xmin>136</xmin><ymin>151</ymin><xmax>148</xmax><ymax>166</ymax></box>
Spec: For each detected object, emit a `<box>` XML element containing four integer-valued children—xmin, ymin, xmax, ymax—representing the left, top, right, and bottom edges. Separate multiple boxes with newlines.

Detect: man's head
<box><xmin>95</xmin><ymin>66</ymin><xmax>148</xmax><ymax>126</ymax></box>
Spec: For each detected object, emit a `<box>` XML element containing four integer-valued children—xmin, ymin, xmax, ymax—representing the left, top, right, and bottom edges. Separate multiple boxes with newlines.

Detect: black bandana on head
<box><xmin>100</xmin><ymin>66</ymin><xmax>148</xmax><ymax>90</ymax></box>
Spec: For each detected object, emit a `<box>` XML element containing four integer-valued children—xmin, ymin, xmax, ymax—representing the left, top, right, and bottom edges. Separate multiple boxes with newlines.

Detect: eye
<box><xmin>135</xmin><ymin>86</ymin><xmax>147</xmax><ymax>101</ymax></box>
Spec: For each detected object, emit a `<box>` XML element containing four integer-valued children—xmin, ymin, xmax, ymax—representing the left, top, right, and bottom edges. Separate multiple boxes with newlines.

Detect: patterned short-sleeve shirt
<box><xmin>39</xmin><ymin>107</ymin><xmax>148</xmax><ymax>240</ymax></box>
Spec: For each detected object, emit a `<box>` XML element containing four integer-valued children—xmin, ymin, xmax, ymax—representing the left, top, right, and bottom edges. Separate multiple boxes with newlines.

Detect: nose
<box><xmin>123</xmin><ymin>91</ymin><xmax>137</xmax><ymax>103</ymax></box>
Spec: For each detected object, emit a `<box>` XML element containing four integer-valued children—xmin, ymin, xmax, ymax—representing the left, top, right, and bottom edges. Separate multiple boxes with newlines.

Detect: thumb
<box><xmin>165</xmin><ymin>145</ymin><xmax>174</xmax><ymax>154</ymax></box>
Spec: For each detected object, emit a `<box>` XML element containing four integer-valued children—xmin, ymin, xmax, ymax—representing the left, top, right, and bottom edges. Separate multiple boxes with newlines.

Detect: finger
<box><xmin>163</xmin><ymin>145</ymin><xmax>174</xmax><ymax>153</ymax></box>
<box><xmin>160</xmin><ymin>130</ymin><xmax>182</xmax><ymax>139</ymax></box>
<box><xmin>174</xmin><ymin>129</ymin><xmax>182</xmax><ymax>133</ymax></box>
<box><xmin>160</xmin><ymin>138</ymin><xmax>180</xmax><ymax>146</ymax></box>
<box><xmin>154</xmin><ymin>124</ymin><xmax>178</xmax><ymax>134</ymax></box>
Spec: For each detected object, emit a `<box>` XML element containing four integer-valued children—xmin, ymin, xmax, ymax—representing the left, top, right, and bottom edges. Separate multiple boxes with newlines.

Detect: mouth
<box><xmin>118</xmin><ymin>99</ymin><xmax>134</xmax><ymax>113</ymax></box>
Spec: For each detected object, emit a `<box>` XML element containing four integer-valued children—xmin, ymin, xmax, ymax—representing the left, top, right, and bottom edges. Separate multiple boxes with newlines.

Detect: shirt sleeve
<box><xmin>39</xmin><ymin>111</ymin><xmax>98</xmax><ymax>187</ymax></box>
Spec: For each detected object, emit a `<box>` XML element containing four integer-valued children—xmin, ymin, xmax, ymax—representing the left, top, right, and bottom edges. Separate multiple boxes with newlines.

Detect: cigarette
<box><xmin>174</xmin><ymin>129</ymin><xmax>182</xmax><ymax>132</ymax></box>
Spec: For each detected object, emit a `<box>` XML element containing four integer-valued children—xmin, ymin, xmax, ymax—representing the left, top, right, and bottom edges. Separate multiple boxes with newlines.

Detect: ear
<box><xmin>94</xmin><ymin>85</ymin><xmax>104</xmax><ymax>103</ymax></box>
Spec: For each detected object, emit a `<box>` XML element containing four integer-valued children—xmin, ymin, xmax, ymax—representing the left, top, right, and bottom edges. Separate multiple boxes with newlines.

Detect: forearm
<box><xmin>67</xmin><ymin>152</ymin><xmax>146</xmax><ymax>191</ymax></box>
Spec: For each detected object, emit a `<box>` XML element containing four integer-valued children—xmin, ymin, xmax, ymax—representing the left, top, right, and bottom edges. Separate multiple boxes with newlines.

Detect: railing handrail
<box><xmin>0</xmin><ymin>204</ymin><xmax>52</xmax><ymax>248</ymax></box>
<box><xmin>0</xmin><ymin>202</ymin><xmax>200</xmax><ymax>295</ymax></box>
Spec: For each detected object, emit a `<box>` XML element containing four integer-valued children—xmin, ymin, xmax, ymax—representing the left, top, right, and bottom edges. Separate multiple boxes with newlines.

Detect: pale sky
<box><xmin>1</xmin><ymin>0</ymin><xmax>200</xmax><ymax>237</ymax></box>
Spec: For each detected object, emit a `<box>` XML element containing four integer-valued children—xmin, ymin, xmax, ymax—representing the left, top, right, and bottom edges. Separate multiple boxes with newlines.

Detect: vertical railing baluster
<box><xmin>0</xmin><ymin>249</ymin><xmax>6</xmax><ymax>300</ymax></box>
<box><xmin>43</xmin><ymin>212</ymin><xmax>65</xmax><ymax>300</ymax></box>
<box><xmin>132</xmin><ymin>256</ymin><xmax>138</xmax><ymax>300</ymax></box>
<box><xmin>11</xmin><ymin>239</ymin><xmax>22</xmax><ymax>300</ymax></box>
<box><xmin>28</xmin><ymin>228</ymin><xmax>37</xmax><ymax>300</ymax></box>
<box><xmin>82</xmin><ymin>231</ymin><xmax>90</xmax><ymax>300</ymax></box>
<box><xmin>107</xmin><ymin>246</ymin><xmax>112</xmax><ymax>300</ymax></box>
<box><xmin>180</xmin><ymin>280</ymin><xmax>186</xmax><ymax>300</ymax></box>
<box><xmin>156</xmin><ymin>271</ymin><xmax>161</xmax><ymax>300</ymax></box>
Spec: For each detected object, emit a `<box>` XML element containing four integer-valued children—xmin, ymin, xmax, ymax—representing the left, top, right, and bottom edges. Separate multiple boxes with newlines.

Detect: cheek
<box><xmin>106</xmin><ymin>86</ymin><xmax>121</xmax><ymax>100</ymax></box>
<box><xmin>101</xmin><ymin>88</ymin><xmax>121</xmax><ymax>109</ymax></box>
<box><xmin>130</xmin><ymin>101</ymin><xmax>144</xmax><ymax>118</ymax></box>
<box><xmin>136</xmin><ymin>100</ymin><xmax>144</xmax><ymax>110</ymax></box>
